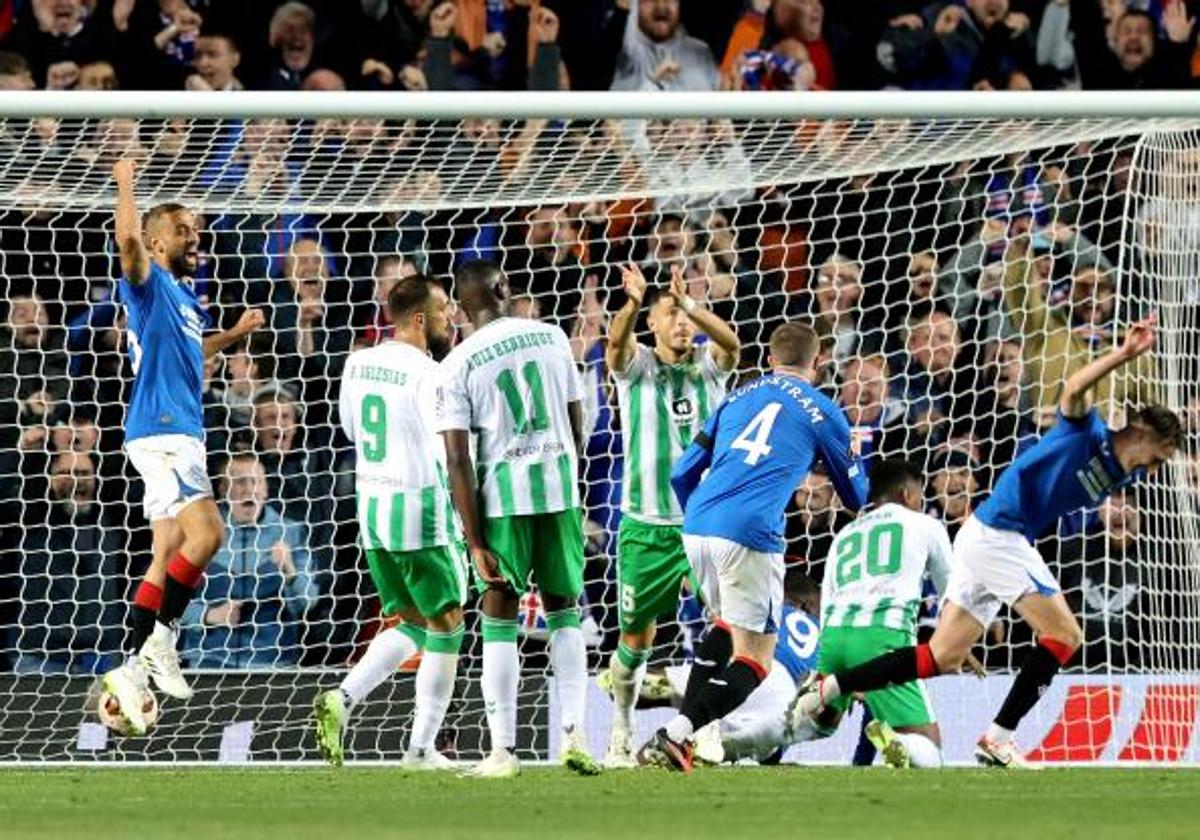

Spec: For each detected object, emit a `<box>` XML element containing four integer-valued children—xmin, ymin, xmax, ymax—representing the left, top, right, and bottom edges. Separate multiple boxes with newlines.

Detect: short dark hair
<box><xmin>0</xmin><ymin>50</ymin><xmax>30</xmax><ymax>76</ymax></box>
<box><xmin>769</xmin><ymin>321</ymin><xmax>820</xmax><ymax>367</ymax></box>
<box><xmin>143</xmin><ymin>202</ymin><xmax>189</xmax><ymax>235</ymax></box>
<box><xmin>645</xmin><ymin>285</ymin><xmax>674</xmax><ymax>310</ymax></box>
<box><xmin>784</xmin><ymin>566</ymin><xmax>820</xmax><ymax>603</ymax></box>
<box><xmin>1128</xmin><ymin>404</ymin><xmax>1183</xmax><ymax>449</ymax></box>
<box><xmin>387</xmin><ymin>273</ymin><xmax>435</xmax><ymax>323</ymax></box>
<box><xmin>454</xmin><ymin>259</ymin><xmax>506</xmax><ymax>315</ymax></box>
<box><xmin>868</xmin><ymin>458</ymin><xmax>924</xmax><ymax>506</ymax></box>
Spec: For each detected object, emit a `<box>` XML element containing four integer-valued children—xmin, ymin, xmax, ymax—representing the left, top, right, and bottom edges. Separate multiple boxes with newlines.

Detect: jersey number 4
<box><xmin>835</xmin><ymin>522</ymin><xmax>904</xmax><ymax>587</ymax></box>
<box><xmin>730</xmin><ymin>402</ymin><xmax>782</xmax><ymax>466</ymax></box>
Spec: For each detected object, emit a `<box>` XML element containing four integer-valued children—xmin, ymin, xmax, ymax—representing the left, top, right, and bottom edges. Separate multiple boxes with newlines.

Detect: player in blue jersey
<box><xmin>637</xmin><ymin>321</ymin><xmax>869</xmax><ymax>771</ymax></box>
<box><xmin>103</xmin><ymin>159</ymin><xmax>264</xmax><ymax>733</ymax></box>
<box><xmin>788</xmin><ymin>315</ymin><xmax>1181</xmax><ymax>769</ymax></box>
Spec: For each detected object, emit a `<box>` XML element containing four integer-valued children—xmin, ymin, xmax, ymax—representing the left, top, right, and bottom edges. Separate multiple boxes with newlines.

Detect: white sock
<box><xmin>664</xmin><ymin>713</ymin><xmax>694</xmax><ymax>743</ymax></box>
<box><xmin>985</xmin><ymin>722</ymin><xmax>1014</xmax><ymax>745</ymax></box>
<box><xmin>896</xmin><ymin>732</ymin><xmax>943</xmax><ymax>768</ymax></box>
<box><xmin>340</xmin><ymin>627</ymin><xmax>419</xmax><ymax>710</ymax></box>
<box><xmin>608</xmin><ymin>650</ymin><xmax>645</xmax><ymax>736</ymax></box>
<box><xmin>550</xmin><ymin>626</ymin><xmax>588</xmax><ymax>734</ymax></box>
<box><xmin>408</xmin><ymin>651</ymin><xmax>459</xmax><ymax>754</ymax></box>
<box><xmin>482</xmin><ymin>641</ymin><xmax>519</xmax><ymax>751</ymax></box>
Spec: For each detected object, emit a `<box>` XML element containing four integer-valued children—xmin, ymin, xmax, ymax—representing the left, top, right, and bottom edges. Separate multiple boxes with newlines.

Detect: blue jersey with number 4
<box><xmin>774</xmin><ymin>604</ymin><xmax>820</xmax><ymax>683</ymax></box>
<box><xmin>671</xmin><ymin>373</ymin><xmax>868</xmax><ymax>552</ymax></box>
<box><xmin>976</xmin><ymin>408</ymin><xmax>1136</xmax><ymax>543</ymax></box>
<box><xmin>117</xmin><ymin>262</ymin><xmax>209</xmax><ymax>442</ymax></box>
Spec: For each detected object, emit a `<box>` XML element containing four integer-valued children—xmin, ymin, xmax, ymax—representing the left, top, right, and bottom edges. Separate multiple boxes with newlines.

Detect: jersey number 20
<box><xmin>835</xmin><ymin>522</ymin><xmax>903</xmax><ymax>587</ymax></box>
<box><xmin>730</xmin><ymin>402</ymin><xmax>782</xmax><ymax>466</ymax></box>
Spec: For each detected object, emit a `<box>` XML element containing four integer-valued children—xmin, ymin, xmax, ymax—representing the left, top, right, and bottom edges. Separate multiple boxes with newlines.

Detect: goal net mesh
<box><xmin>1</xmin><ymin>111</ymin><xmax>1198</xmax><ymax>764</ymax></box>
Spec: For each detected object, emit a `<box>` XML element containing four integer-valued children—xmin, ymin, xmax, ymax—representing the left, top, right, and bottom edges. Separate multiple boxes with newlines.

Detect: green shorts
<box><xmin>365</xmin><ymin>543</ymin><xmax>467</xmax><ymax>619</ymax></box>
<box><xmin>482</xmin><ymin>508</ymin><xmax>584</xmax><ymax>598</ymax></box>
<box><xmin>616</xmin><ymin>517</ymin><xmax>694</xmax><ymax>632</ymax></box>
<box><xmin>817</xmin><ymin>625</ymin><xmax>936</xmax><ymax>729</ymax></box>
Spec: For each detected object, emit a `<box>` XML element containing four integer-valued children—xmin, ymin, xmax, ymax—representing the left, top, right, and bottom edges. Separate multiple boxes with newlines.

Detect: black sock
<box><xmin>129</xmin><ymin>605</ymin><xmax>158</xmax><ymax>652</ymax></box>
<box><xmin>679</xmin><ymin>624</ymin><xmax>732</xmax><ymax>725</ymax></box>
<box><xmin>994</xmin><ymin>645</ymin><xmax>1062</xmax><ymax>730</ymax></box>
<box><xmin>690</xmin><ymin>658</ymin><xmax>764</xmax><ymax>728</ymax></box>
<box><xmin>158</xmin><ymin>576</ymin><xmax>197</xmax><ymax>627</ymax></box>
<box><xmin>837</xmin><ymin>646</ymin><xmax>920</xmax><ymax>695</ymax></box>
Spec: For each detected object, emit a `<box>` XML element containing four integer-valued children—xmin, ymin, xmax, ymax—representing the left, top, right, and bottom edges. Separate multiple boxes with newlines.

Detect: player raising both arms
<box><xmin>103</xmin><ymin>159</ymin><xmax>264</xmax><ymax>733</ymax></box>
<box><xmin>789</xmin><ymin>315</ymin><xmax>1181</xmax><ymax>768</ymax></box>
<box><xmin>438</xmin><ymin>260</ymin><xmax>599</xmax><ymax>778</ymax></box>
<box><xmin>638</xmin><ymin>321</ymin><xmax>869</xmax><ymax>772</ymax></box>
<box><xmin>313</xmin><ymin>275</ymin><xmax>465</xmax><ymax>769</ymax></box>
<box><xmin>603</xmin><ymin>262</ymin><xmax>739</xmax><ymax>768</ymax></box>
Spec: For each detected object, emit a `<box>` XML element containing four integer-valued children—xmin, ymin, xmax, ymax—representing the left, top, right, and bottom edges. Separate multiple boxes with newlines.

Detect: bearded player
<box><xmin>103</xmin><ymin>159</ymin><xmax>264</xmax><ymax>734</ymax></box>
<box><xmin>789</xmin><ymin>315</ymin><xmax>1181</xmax><ymax>768</ymax></box>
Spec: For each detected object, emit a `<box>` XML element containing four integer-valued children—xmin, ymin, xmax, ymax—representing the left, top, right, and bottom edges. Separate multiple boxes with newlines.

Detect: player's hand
<box><xmin>1121</xmin><ymin>312</ymin><xmax>1157</xmax><ymax>359</ymax></box>
<box><xmin>963</xmin><ymin>652</ymin><xmax>987</xmax><ymax>679</ymax></box>
<box><xmin>620</xmin><ymin>263</ymin><xmax>647</xmax><ymax>306</ymax></box>
<box><xmin>235</xmin><ymin>307</ymin><xmax>266</xmax><ymax>335</ymax></box>
<box><xmin>205</xmin><ymin>600</ymin><xmax>243</xmax><ymax>627</ymax></box>
<box><xmin>470</xmin><ymin>546</ymin><xmax>506</xmax><ymax>589</ymax></box>
<box><xmin>429</xmin><ymin>1</ymin><xmax>457</xmax><ymax>38</ymax></box>
<box><xmin>271</xmin><ymin>542</ymin><xmax>297</xmax><ymax>581</ymax></box>
<box><xmin>112</xmin><ymin>158</ymin><xmax>136</xmax><ymax>185</ymax></box>
<box><xmin>668</xmin><ymin>263</ymin><xmax>692</xmax><ymax>308</ymax></box>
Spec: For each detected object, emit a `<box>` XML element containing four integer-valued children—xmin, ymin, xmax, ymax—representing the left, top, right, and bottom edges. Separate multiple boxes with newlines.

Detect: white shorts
<box><xmin>943</xmin><ymin>515</ymin><xmax>1061</xmax><ymax>628</ymax></box>
<box><xmin>125</xmin><ymin>434</ymin><xmax>213</xmax><ymax>522</ymax></box>
<box><xmin>682</xmin><ymin>534</ymin><xmax>784</xmax><ymax>634</ymax></box>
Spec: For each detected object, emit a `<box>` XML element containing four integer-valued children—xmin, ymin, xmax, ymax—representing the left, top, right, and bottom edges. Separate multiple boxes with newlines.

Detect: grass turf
<box><xmin>2</xmin><ymin>766</ymin><xmax>1199</xmax><ymax>839</ymax></box>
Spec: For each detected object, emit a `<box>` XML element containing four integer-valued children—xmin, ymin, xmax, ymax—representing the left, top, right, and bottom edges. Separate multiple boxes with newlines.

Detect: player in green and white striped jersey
<box><xmin>813</xmin><ymin>459</ymin><xmax>953</xmax><ymax>768</ymax></box>
<box><xmin>437</xmin><ymin>260</ymin><xmax>598</xmax><ymax>778</ymax></box>
<box><xmin>313</xmin><ymin>275</ymin><xmax>467</xmax><ymax>770</ymax></box>
<box><xmin>602</xmin><ymin>261</ymin><xmax>739</xmax><ymax>768</ymax></box>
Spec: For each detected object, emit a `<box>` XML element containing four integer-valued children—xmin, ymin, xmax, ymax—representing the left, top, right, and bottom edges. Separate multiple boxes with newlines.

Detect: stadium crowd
<box><xmin>1</xmin><ymin>0</ymin><xmax>1198</xmax><ymax>681</ymax></box>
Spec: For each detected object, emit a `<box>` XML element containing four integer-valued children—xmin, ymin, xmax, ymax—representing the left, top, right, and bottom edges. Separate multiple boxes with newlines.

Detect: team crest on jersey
<box><xmin>672</xmin><ymin>396</ymin><xmax>695</xmax><ymax>421</ymax></box>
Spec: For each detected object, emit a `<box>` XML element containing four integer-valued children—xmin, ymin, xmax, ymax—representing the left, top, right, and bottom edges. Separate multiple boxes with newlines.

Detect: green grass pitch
<box><xmin>2</xmin><ymin>767</ymin><xmax>1199</xmax><ymax>839</ymax></box>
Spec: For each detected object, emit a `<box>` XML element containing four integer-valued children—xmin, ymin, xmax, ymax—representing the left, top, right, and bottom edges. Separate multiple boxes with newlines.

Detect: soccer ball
<box><xmin>97</xmin><ymin>688</ymin><xmax>160</xmax><ymax>737</ymax></box>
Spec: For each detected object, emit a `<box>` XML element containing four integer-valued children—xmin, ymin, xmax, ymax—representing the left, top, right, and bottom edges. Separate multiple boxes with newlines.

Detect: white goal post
<box><xmin>0</xmin><ymin>91</ymin><xmax>1198</xmax><ymax>766</ymax></box>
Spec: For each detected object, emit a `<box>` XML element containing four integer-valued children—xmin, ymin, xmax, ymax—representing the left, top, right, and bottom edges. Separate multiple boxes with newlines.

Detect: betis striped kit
<box><xmin>613</xmin><ymin>343</ymin><xmax>730</xmax><ymax>630</ymax></box>
<box><xmin>436</xmin><ymin>317</ymin><xmax>586</xmax><ymax>597</ymax></box>
<box><xmin>817</xmin><ymin>503</ymin><xmax>954</xmax><ymax>727</ymax></box>
<box><xmin>339</xmin><ymin>341</ymin><xmax>466</xmax><ymax>617</ymax></box>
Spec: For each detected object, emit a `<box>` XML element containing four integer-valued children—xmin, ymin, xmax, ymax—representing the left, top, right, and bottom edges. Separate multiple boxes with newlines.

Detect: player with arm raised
<box><xmin>638</xmin><ymin>321</ymin><xmax>869</xmax><ymax>772</ymax></box>
<box><xmin>602</xmin><ymin>262</ymin><xmax>739</xmax><ymax>768</ymax></box>
<box><xmin>102</xmin><ymin>159</ymin><xmax>264</xmax><ymax>733</ymax></box>
<box><xmin>312</xmin><ymin>275</ymin><xmax>465</xmax><ymax>769</ymax></box>
<box><xmin>789</xmin><ymin>315</ymin><xmax>1181</xmax><ymax>768</ymax></box>
<box><xmin>438</xmin><ymin>260</ymin><xmax>599</xmax><ymax>778</ymax></box>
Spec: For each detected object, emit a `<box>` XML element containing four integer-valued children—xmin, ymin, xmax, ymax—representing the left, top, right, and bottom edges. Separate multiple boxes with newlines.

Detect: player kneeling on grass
<box><xmin>789</xmin><ymin>316</ymin><xmax>1181</xmax><ymax>768</ymax></box>
<box><xmin>313</xmin><ymin>276</ymin><xmax>466</xmax><ymax>769</ymax></box>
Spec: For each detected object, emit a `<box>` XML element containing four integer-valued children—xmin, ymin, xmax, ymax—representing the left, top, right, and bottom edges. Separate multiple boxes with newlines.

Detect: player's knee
<box><xmin>928</xmin><ymin>639</ymin><xmax>968</xmax><ymax>673</ymax></box>
<box><xmin>427</xmin><ymin>607</ymin><xmax>463</xmax><ymax>633</ymax></box>
<box><xmin>188</xmin><ymin>517</ymin><xmax>224</xmax><ymax>561</ymax></box>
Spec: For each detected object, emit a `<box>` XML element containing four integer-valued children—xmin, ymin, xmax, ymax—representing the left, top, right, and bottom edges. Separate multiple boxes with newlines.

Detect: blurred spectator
<box><xmin>895</xmin><ymin>307</ymin><xmax>965</xmax><ymax>441</ymax></box>
<box><xmin>786</xmin><ymin>469</ymin><xmax>853</xmax><ymax>573</ymax></box>
<box><xmin>186</xmin><ymin>32</ymin><xmax>242</xmax><ymax>91</ymax></box>
<box><xmin>15</xmin><ymin>451</ymin><xmax>125</xmax><ymax>674</ymax></box>
<box><xmin>611</xmin><ymin>0</ymin><xmax>718</xmax><ymax>91</ymax></box>
<box><xmin>78</xmin><ymin>59</ymin><xmax>117</xmax><ymax>89</ymax></box>
<box><xmin>266</xmin><ymin>1</ymin><xmax>318</xmax><ymax>89</ymax></box>
<box><xmin>926</xmin><ymin>449</ymin><xmax>980</xmax><ymax>538</ymax></box>
<box><xmin>359</xmin><ymin>254</ymin><xmax>418</xmax><ymax>346</ymax></box>
<box><xmin>838</xmin><ymin>353</ymin><xmax>905</xmax><ymax>462</ymax></box>
<box><xmin>1074</xmin><ymin>2</ymin><xmax>1195</xmax><ymax>89</ymax></box>
<box><xmin>3</xmin><ymin>0</ymin><xmax>116</xmax><ymax>88</ymax></box>
<box><xmin>182</xmin><ymin>451</ymin><xmax>317</xmax><ymax>669</ymax></box>
<box><xmin>1001</xmin><ymin>238</ymin><xmax>1157</xmax><ymax>426</ymax></box>
<box><xmin>810</xmin><ymin>253</ymin><xmax>871</xmax><ymax>364</ymax></box>
<box><xmin>0</xmin><ymin>49</ymin><xmax>34</xmax><ymax>88</ymax></box>
<box><xmin>1057</xmin><ymin>491</ymin><xmax>1146</xmax><ymax>670</ymax></box>
<box><xmin>252</xmin><ymin>388</ymin><xmax>336</xmax><ymax>575</ymax></box>
<box><xmin>723</xmin><ymin>0</ymin><xmax>847</xmax><ymax>89</ymax></box>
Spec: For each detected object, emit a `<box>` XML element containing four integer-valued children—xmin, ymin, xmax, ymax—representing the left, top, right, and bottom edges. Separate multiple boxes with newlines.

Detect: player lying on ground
<box><xmin>789</xmin><ymin>315</ymin><xmax>1181</xmax><ymax>768</ymax></box>
<box><xmin>638</xmin><ymin>321</ymin><xmax>869</xmax><ymax>772</ymax></box>
<box><xmin>313</xmin><ymin>276</ymin><xmax>466</xmax><ymax>769</ymax></box>
<box><xmin>103</xmin><ymin>158</ymin><xmax>264</xmax><ymax>733</ymax></box>
<box><xmin>438</xmin><ymin>260</ymin><xmax>600</xmax><ymax>778</ymax></box>
<box><xmin>603</xmin><ymin>262</ymin><xmax>739</xmax><ymax>768</ymax></box>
